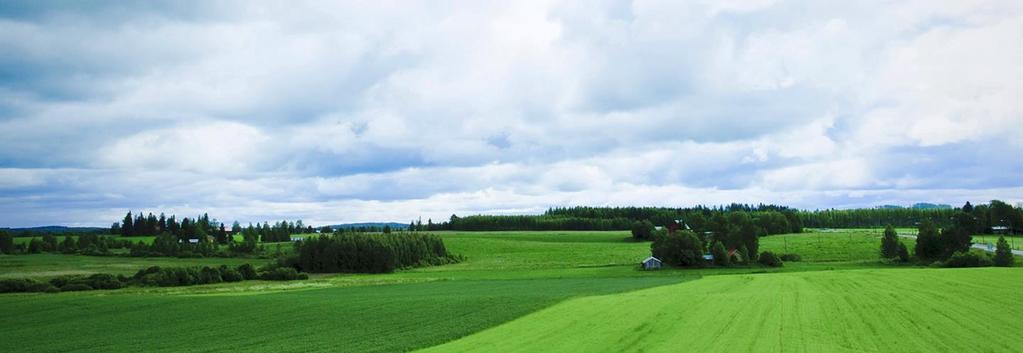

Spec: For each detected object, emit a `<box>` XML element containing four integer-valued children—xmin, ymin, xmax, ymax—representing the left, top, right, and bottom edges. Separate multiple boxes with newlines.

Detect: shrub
<box><xmin>780</xmin><ymin>253</ymin><xmax>802</xmax><ymax>262</ymax></box>
<box><xmin>0</xmin><ymin>278</ymin><xmax>34</xmax><ymax>293</ymax></box>
<box><xmin>237</xmin><ymin>264</ymin><xmax>258</xmax><ymax>280</ymax></box>
<box><xmin>757</xmin><ymin>251</ymin><xmax>783</xmax><ymax>267</ymax></box>
<box><xmin>85</xmin><ymin>273</ymin><xmax>124</xmax><ymax>290</ymax></box>
<box><xmin>259</xmin><ymin>267</ymin><xmax>307</xmax><ymax>281</ymax></box>
<box><xmin>993</xmin><ymin>236</ymin><xmax>1015</xmax><ymax>267</ymax></box>
<box><xmin>197</xmin><ymin>266</ymin><xmax>223</xmax><ymax>284</ymax></box>
<box><xmin>945</xmin><ymin>251</ymin><xmax>994</xmax><ymax>268</ymax></box>
<box><xmin>60</xmin><ymin>283</ymin><xmax>93</xmax><ymax>292</ymax></box>
<box><xmin>220</xmin><ymin>268</ymin><xmax>243</xmax><ymax>282</ymax></box>
<box><xmin>26</xmin><ymin>282</ymin><xmax>58</xmax><ymax>293</ymax></box>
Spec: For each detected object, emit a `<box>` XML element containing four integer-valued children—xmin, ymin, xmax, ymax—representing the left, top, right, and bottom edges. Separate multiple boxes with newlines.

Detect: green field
<box><xmin>422</xmin><ymin>268</ymin><xmax>1023</xmax><ymax>353</ymax></box>
<box><xmin>2</xmin><ymin>229</ymin><xmax>1021</xmax><ymax>353</ymax></box>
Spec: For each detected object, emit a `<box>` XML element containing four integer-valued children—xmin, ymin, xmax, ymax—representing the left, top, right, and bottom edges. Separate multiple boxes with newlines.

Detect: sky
<box><xmin>1</xmin><ymin>0</ymin><xmax>1022</xmax><ymax>227</ymax></box>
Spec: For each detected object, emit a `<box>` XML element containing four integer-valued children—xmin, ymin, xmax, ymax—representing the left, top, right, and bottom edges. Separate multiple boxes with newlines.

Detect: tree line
<box><xmin>111</xmin><ymin>211</ymin><xmax>313</xmax><ymax>243</ymax></box>
<box><xmin>0</xmin><ymin>263</ymin><xmax>306</xmax><ymax>294</ymax></box>
<box><xmin>407</xmin><ymin>205</ymin><xmax>803</xmax><ymax>234</ymax></box>
<box><xmin>801</xmin><ymin>200</ymin><xmax>1023</xmax><ymax>231</ymax></box>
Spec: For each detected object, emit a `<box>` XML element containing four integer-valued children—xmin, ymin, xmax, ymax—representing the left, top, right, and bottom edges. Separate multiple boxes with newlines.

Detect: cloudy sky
<box><xmin>1</xmin><ymin>1</ymin><xmax>1022</xmax><ymax>227</ymax></box>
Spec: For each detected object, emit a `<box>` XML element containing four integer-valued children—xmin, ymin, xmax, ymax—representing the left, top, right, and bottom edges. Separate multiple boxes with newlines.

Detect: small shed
<box><xmin>641</xmin><ymin>256</ymin><xmax>663</xmax><ymax>270</ymax></box>
<box><xmin>992</xmin><ymin>226</ymin><xmax>1010</xmax><ymax>234</ymax></box>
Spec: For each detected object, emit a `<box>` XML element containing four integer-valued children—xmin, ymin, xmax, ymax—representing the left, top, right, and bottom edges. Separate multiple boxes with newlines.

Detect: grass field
<box><xmin>2</xmin><ymin>229</ymin><xmax>1021</xmax><ymax>353</ymax></box>
<box><xmin>422</xmin><ymin>268</ymin><xmax>1023</xmax><ymax>353</ymax></box>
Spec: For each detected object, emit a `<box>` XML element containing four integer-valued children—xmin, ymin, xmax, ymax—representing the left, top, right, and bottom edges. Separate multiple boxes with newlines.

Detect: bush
<box><xmin>26</xmin><ymin>282</ymin><xmax>58</xmax><ymax>293</ymax></box>
<box><xmin>758</xmin><ymin>251</ymin><xmax>783</xmax><ymax>267</ymax></box>
<box><xmin>237</xmin><ymin>264</ymin><xmax>258</xmax><ymax>280</ymax></box>
<box><xmin>0</xmin><ymin>278</ymin><xmax>34</xmax><ymax>293</ymax></box>
<box><xmin>220</xmin><ymin>268</ymin><xmax>243</xmax><ymax>282</ymax></box>
<box><xmin>779</xmin><ymin>253</ymin><xmax>801</xmax><ymax>262</ymax></box>
<box><xmin>85</xmin><ymin>273</ymin><xmax>124</xmax><ymax>290</ymax></box>
<box><xmin>60</xmin><ymin>283</ymin><xmax>94</xmax><ymax>292</ymax></box>
<box><xmin>197</xmin><ymin>266</ymin><xmax>223</xmax><ymax>284</ymax></box>
<box><xmin>258</xmin><ymin>267</ymin><xmax>308</xmax><ymax>281</ymax></box>
<box><xmin>945</xmin><ymin>251</ymin><xmax>993</xmax><ymax>268</ymax></box>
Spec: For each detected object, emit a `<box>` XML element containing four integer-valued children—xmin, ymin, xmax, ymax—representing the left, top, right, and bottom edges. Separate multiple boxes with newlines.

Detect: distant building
<box><xmin>641</xmin><ymin>256</ymin><xmax>662</xmax><ymax>270</ymax></box>
<box><xmin>702</xmin><ymin>254</ymin><xmax>714</xmax><ymax>261</ymax></box>
<box><xmin>187</xmin><ymin>238</ymin><xmax>199</xmax><ymax>244</ymax></box>
<box><xmin>992</xmin><ymin>226</ymin><xmax>1010</xmax><ymax>234</ymax></box>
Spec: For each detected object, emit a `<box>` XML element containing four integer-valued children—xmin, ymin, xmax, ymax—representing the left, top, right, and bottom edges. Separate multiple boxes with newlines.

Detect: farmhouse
<box><xmin>641</xmin><ymin>256</ymin><xmax>662</xmax><ymax>270</ymax></box>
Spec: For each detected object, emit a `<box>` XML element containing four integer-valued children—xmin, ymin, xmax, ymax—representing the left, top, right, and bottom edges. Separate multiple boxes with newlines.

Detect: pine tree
<box><xmin>122</xmin><ymin>211</ymin><xmax>134</xmax><ymax>236</ymax></box>
<box><xmin>994</xmin><ymin>236</ymin><xmax>1015</xmax><ymax>267</ymax></box>
<box><xmin>880</xmin><ymin>225</ymin><xmax>900</xmax><ymax>259</ymax></box>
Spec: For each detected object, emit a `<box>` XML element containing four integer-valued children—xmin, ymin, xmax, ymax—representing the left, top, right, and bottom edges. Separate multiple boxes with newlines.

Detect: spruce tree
<box><xmin>880</xmin><ymin>225</ymin><xmax>899</xmax><ymax>259</ymax></box>
<box><xmin>994</xmin><ymin>236</ymin><xmax>1015</xmax><ymax>267</ymax></box>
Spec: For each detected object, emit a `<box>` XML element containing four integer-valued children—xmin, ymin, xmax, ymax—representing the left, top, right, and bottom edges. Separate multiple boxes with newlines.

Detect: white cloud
<box><xmin>1</xmin><ymin>1</ymin><xmax>1022</xmax><ymax>226</ymax></box>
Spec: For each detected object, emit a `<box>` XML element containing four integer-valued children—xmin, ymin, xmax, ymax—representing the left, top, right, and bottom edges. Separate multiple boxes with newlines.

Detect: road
<box><xmin>897</xmin><ymin>233</ymin><xmax>1023</xmax><ymax>256</ymax></box>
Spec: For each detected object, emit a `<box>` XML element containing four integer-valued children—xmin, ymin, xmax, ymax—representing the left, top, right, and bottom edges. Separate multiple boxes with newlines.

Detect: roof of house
<box><xmin>643</xmin><ymin>256</ymin><xmax>661</xmax><ymax>263</ymax></box>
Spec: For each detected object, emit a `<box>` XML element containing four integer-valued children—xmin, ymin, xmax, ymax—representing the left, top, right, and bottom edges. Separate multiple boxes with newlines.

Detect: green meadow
<box><xmin>1</xmin><ymin>229</ymin><xmax>1020</xmax><ymax>353</ymax></box>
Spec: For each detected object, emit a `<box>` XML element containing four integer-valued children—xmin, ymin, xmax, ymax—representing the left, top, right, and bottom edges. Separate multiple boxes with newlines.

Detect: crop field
<box><xmin>0</xmin><ymin>254</ymin><xmax>258</xmax><ymax>279</ymax></box>
<box><xmin>2</xmin><ymin>229</ymin><xmax>1021</xmax><ymax>353</ymax></box>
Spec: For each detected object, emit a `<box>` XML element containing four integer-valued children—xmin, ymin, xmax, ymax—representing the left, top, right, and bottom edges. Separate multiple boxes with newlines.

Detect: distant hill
<box><xmin>876</xmin><ymin>203</ymin><xmax>953</xmax><ymax>210</ymax></box>
<box><xmin>325</xmin><ymin>222</ymin><xmax>409</xmax><ymax>230</ymax></box>
<box><xmin>1</xmin><ymin>226</ymin><xmax>107</xmax><ymax>236</ymax></box>
<box><xmin>911</xmin><ymin>203</ymin><xmax>953</xmax><ymax>209</ymax></box>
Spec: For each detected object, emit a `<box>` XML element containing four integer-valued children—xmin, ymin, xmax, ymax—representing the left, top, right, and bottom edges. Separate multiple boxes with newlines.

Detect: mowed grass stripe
<box><xmin>420</xmin><ymin>268</ymin><xmax>1023</xmax><ymax>353</ymax></box>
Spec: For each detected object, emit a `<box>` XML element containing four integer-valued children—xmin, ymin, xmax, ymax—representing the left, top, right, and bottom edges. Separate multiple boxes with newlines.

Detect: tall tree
<box><xmin>993</xmin><ymin>236</ymin><xmax>1014</xmax><ymax>267</ymax></box>
<box><xmin>880</xmin><ymin>225</ymin><xmax>900</xmax><ymax>259</ymax></box>
<box><xmin>122</xmin><ymin>211</ymin><xmax>134</xmax><ymax>236</ymax></box>
<box><xmin>0</xmin><ymin>230</ymin><xmax>13</xmax><ymax>254</ymax></box>
<box><xmin>914</xmin><ymin>219</ymin><xmax>943</xmax><ymax>262</ymax></box>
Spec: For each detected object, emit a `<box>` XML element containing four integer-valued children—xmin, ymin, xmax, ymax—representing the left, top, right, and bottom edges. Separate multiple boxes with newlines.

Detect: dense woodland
<box><xmin>289</xmin><ymin>233</ymin><xmax>459</xmax><ymax>273</ymax></box>
<box><xmin>800</xmin><ymin>200</ymin><xmax>1022</xmax><ymax>232</ymax></box>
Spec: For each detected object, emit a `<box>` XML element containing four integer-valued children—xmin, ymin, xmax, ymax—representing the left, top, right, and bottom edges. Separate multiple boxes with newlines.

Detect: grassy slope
<box><xmin>422</xmin><ymin>268</ymin><xmax>1023</xmax><ymax>353</ymax></box>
